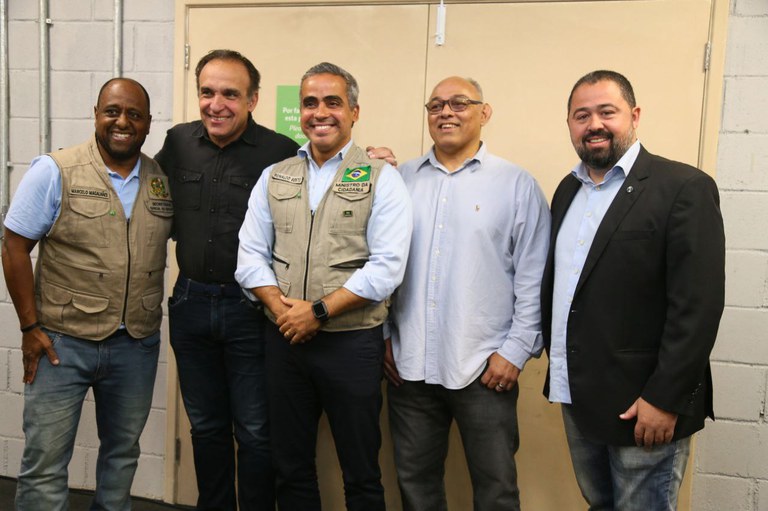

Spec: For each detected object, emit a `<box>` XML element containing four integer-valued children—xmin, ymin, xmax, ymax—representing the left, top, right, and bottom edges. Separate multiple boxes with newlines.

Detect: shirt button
<box><xmin>438</xmin><ymin>224</ymin><xmax>443</xmax><ymax>229</ymax></box>
<box><xmin>212</xmin><ymin>178</ymin><xmax>218</xmax><ymax>183</ymax></box>
<box><xmin>578</xmin><ymin>239</ymin><xmax>585</xmax><ymax>246</ymax></box>
<box><xmin>208</xmin><ymin>269</ymin><xmax>214</xmax><ymax>273</ymax></box>
<box><xmin>573</xmin><ymin>268</ymin><xmax>579</xmax><ymax>275</ymax></box>
<box><xmin>585</xmin><ymin>211</ymin><xmax>592</xmax><ymax>217</ymax></box>
<box><xmin>207</xmin><ymin>239</ymin><xmax>213</xmax><ymax>243</ymax></box>
<box><xmin>595</xmin><ymin>185</ymin><xmax>601</xmax><ymax>191</ymax></box>
<box><xmin>210</xmin><ymin>208</ymin><xmax>215</xmax><ymax>213</ymax></box>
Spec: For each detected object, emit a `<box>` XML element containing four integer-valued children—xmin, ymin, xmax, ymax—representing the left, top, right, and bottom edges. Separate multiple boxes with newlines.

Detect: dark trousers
<box><xmin>388</xmin><ymin>378</ymin><xmax>521</xmax><ymax>511</ymax></box>
<box><xmin>265</xmin><ymin>321</ymin><xmax>386</xmax><ymax>511</ymax></box>
<box><xmin>169</xmin><ymin>276</ymin><xmax>274</xmax><ymax>511</ymax></box>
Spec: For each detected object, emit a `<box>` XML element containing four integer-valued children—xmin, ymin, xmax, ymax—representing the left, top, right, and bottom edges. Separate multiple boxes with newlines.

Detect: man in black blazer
<box><xmin>542</xmin><ymin>70</ymin><xmax>725</xmax><ymax>510</ymax></box>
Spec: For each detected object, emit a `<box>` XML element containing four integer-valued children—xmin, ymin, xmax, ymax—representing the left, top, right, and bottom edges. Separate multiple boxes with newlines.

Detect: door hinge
<box><xmin>703</xmin><ymin>41</ymin><xmax>712</xmax><ymax>72</ymax></box>
<box><xmin>184</xmin><ymin>44</ymin><xmax>190</xmax><ymax>70</ymax></box>
<box><xmin>175</xmin><ymin>437</ymin><xmax>181</xmax><ymax>463</ymax></box>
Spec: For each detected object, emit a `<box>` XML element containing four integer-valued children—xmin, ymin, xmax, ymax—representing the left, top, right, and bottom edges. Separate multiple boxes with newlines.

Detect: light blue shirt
<box><xmin>4</xmin><ymin>154</ymin><xmax>142</xmax><ymax>240</ymax></box>
<box><xmin>548</xmin><ymin>141</ymin><xmax>641</xmax><ymax>403</ymax></box>
<box><xmin>236</xmin><ymin>140</ymin><xmax>413</xmax><ymax>302</ymax></box>
<box><xmin>390</xmin><ymin>144</ymin><xmax>550</xmax><ymax>389</ymax></box>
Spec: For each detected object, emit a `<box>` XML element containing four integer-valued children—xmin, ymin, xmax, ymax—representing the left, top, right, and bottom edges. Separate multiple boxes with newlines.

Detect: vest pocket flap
<box><xmin>269</xmin><ymin>183</ymin><xmax>301</xmax><ymax>200</ymax></box>
<box><xmin>44</xmin><ymin>284</ymin><xmax>109</xmax><ymax>313</ymax></box>
<box><xmin>329</xmin><ymin>256</ymin><xmax>369</xmax><ymax>269</ymax></box>
<box><xmin>72</xmin><ymin>293</ymin><xmax>109</xmax><ymax>314</ymax></box>
<box><xmin>141</xmin><ymin>291</ymin><xmax>163</xmax><ymax>312</ymax></box>
<box><xmin>334</xmin><ymin>191</ymin><xmax>369</xmax><ymax>202</ymax></box>
<box><xmin>69</xmin><ymin>195</ymin><xmax>112</xmax><ymax>218</ymax></box>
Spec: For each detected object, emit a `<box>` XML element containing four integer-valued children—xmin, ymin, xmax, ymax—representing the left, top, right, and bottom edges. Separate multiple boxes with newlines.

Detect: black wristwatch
<box><xmin>312</xmin><ymin>299</ymin><xmax>330</xmax><ymax>323</ymax></box>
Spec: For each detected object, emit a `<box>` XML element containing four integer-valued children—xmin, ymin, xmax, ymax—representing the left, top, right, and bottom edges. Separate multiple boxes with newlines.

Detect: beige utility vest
<box><xmin>36</xmin><ymin>137</ymin><xmax>173</xmax><ymax>340</ymax></box>
<box><xmin>267</xmin><ymin>144</ymin><xmax>387</xmax><ymax>331</ymax></box>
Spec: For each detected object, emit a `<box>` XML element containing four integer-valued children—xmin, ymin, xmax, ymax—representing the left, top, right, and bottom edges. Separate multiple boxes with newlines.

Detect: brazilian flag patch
<box><xmin>342</xmin><ymin>166</ymin><xmax>371</xmax><ymax>182</ymax></box>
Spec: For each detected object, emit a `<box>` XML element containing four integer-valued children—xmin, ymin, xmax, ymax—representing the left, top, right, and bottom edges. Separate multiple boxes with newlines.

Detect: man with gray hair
<box><xmin>236</xmin><ymin>62</ymin><xmax>412</xmax><ymax>510</ymax></box>
<box><xmin>385</xmin><ymin>76</ymin><xmax>550</xmax><ymax>510</ymax></box>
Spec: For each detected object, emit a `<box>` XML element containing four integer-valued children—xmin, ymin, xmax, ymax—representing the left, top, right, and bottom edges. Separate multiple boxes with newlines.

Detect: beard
<box><xmin>576</xmin><ymin>128</ymin><xmax>635</xmax><ymax>172</ymax></box>
<box><xmin>95</xmin><ymin>132</ymin><xmax>142</xmax><ymax>162</ymax></box>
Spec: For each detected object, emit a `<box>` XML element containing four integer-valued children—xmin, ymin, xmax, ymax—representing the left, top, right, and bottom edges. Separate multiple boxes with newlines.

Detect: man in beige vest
<box><xmin>2</xmin><ymin>78</ymin><xmax>172</xmax><ymax>510</ymax></box>
<box><xmin>236</xmin><ymin>62</ymin><xmax>412</xmax><ymax>511</ymax></box>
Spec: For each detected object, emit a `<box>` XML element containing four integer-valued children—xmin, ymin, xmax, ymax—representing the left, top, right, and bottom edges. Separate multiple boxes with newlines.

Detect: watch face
<box><xmin>313</xmin><ymin>300</ymin><xmax>328</xmax><ymax>320</ymax></box>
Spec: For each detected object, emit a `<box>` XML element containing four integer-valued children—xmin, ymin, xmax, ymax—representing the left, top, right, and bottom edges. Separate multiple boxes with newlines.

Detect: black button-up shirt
<box><xmin>155</xmin><ymin>117</ymin><xmax>299</xmax><ymax>283</ymax></box>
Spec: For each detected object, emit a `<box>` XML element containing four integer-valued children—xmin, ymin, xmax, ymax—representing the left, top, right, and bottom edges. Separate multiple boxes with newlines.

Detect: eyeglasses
<box><xmin>425</xmin><ymin>97</ymin><xmax>483</xmax><ymax>115</ymax></box>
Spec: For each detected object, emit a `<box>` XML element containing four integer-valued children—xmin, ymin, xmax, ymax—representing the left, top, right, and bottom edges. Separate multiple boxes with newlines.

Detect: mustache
<box><xmin>582</xmin><ymin>129</ymin><xmax>613</xmax><ymax>143</ymax></box>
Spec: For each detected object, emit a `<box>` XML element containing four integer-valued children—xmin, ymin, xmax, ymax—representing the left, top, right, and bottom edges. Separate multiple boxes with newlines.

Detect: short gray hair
<box><xmin>301</xmin><ymin>62</ymin><xmax>359</xmax><ymax>108</ymax></box>
<box><xmin>466</xmin><ymin>77</ymin><xmax>483</xmax><ymax>100</ymax></box>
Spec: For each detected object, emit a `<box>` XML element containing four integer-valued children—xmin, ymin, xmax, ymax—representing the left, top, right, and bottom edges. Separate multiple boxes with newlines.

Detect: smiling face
<box><xmin>567</xmin><ymin>79</ymin><xmax>640</xmax><ymax>178</ymax></box>
<box><xmin>94</xmin><ymin>79</ymin><xmax>151</xmax><ymax>169</ymax></box>
<box><xmin>300</xmin><ymin>73</ymin><xmax>359</xmax><ymax>166</ymax></box>
<box><xmin>427</xmin><ymin>77</ymin><xmax>491</xmax><ymax>167</ymax></box>
<box><xmin>198</xmin><ymin>58</ymin><xmax>257</xmax><ymax>148</ymax></box>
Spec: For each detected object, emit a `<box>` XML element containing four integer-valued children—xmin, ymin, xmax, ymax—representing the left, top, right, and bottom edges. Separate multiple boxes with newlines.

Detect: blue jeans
<box><xmin>15</xmin><ymin>329</ymin><xmax>159</xmax><ymax>511</ymax></box>
<box><xmin>388</xmin><ymin>377</ymin><xmax>520</xmax><ymax>511</ymax></box>
<box><xmin>169</xmin><ymin>276</ymin><xmax>272</xmax><ymax>511</ymax></box>
<box><xmin>562</xmin><ymin>404</ymin><xmax>691</xmax><ymax>511</ymax></box>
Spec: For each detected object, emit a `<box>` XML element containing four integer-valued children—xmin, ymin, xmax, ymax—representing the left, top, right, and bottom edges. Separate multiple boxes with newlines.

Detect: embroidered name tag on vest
<box><xmin>333</xmin><ymin>182</ymin><xmax>371</xmax><ymax>193</ymax></box>
<box><xmin>69</xmin><ymin>187</ymin><xmax>110</xmax><ymax>199</ymax></box>
<box><xmin>272</xmin><ymin>172</ymin><xmax>304</xmax><ymax>184</ymax></box>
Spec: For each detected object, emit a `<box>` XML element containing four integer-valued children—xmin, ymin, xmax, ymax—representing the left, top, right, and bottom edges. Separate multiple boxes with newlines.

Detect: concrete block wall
<box><xmin>692</xmin><ymin>1</ymin><xmax>768</xmax><ymax>509</ymax></box>
<box><xmin>0</xmin><ymin>0</ymin><xmax>766</xmax><ymax>507</ymax></box>
<box><xmin>0</xmin><ymin>0</ymin><xmax>174</xmax><ymax>500</ymax></box>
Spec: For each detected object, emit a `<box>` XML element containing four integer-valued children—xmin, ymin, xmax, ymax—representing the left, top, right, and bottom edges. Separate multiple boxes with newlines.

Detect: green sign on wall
<box><xmin>275</xmin><ymin>85</ymin><xmax>307</xmax><ymax>144</ymax></box>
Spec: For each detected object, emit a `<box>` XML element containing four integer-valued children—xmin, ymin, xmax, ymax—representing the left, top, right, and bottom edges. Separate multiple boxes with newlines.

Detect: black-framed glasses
<box><xmin>425</xmin><ymin>97</ymin><xmax>483</xmax><ymax>115</ymax></box>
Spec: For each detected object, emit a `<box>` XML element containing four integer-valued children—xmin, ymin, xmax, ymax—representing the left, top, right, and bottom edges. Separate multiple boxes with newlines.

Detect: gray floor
<box><xmin>0</xmin><ymin>476</ymin><xmax>190</xmax><ymax>510</ymax></box>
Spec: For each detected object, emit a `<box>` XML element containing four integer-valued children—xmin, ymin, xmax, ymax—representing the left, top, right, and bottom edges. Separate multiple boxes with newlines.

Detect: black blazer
<box><xmin>541</xmin><ymin>146</ymin><xmax>725</xmax><ymax>445</ymax></box>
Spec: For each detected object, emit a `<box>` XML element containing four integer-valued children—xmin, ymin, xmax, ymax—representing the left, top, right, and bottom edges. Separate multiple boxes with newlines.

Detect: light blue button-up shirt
<box><xmin>548</xmin><ymin>141</ymin><xmax>641</xmax><ymax>403</ymax></box>
<box><xmin>4</xmin><ymin>154</ymin><xmax>142</xmax><ymax>240</ymax></box>
<box><xmin>390</xmin><ymin>144</ymin><xmax>550</xmax><ymax>389</ymax></box>
<box><xmin>235</xmin><ymin>140</ymin><xmax>412</xmax><ymax>302</ymax></box>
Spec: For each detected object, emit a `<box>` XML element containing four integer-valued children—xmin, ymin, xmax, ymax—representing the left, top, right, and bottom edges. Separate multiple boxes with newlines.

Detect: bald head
<box><xmin>97</xmin><ymin>78</ymin><xmax>150</xmax><ymax>114</ymax></box>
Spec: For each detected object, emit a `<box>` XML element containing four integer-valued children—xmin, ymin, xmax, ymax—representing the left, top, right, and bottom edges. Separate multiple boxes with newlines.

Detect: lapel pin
<box><xmin>626</xmin><ymin>186</ymin><xmax>634</xmax><ymax>193</ymax></box>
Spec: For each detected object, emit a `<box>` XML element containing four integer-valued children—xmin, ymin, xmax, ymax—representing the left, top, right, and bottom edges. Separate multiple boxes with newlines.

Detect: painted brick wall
<box><xmin>1</xmin><ymin>0</ymin><xmax>766</xmax><ymax>507</ymax></box>
<box><xmin>692</xmin><ymin>1</ymin><xmax>768</xmax><ymax>509</ymax></box>
<box><xmin>0</xmin><ymin>0</ymin><xmax>174</xmax><ymax>500</ymax></box>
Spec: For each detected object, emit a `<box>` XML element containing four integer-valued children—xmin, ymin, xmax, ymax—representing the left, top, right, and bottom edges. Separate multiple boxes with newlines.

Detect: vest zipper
<box><xmin>302</xmin><ymin>212</ymin><xmax>315</xmax><ymax>300</ymax></box>
<box><xmin>121</xmin><ymin>218</ymin><xmax>131</xmax><ymax>325</ymax></box>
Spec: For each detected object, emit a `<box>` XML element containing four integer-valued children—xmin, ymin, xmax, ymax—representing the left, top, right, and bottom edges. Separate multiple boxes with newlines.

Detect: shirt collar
<box><xmin>106</xmin><ymin>158</ymin><xmax>141</xmax><ymax>181</ymax></box>
<box><xmin>298</xmin><ymin>139</ymin><xmax>354</xmax><ymax>166</ymax></box>
<box><xmin>571</xmin><ymin>140</ymin><xmax>641</xmax><ymax>185</ymax></box>
<box><xmin>193</xmin><ymin>115</ymin><xmax>262</xmax><ymax>147</ymax></box>
<box><xmin>418</xmin><ymin>141</ymin><xmax>487</xmax><ymax>173</ymax></box>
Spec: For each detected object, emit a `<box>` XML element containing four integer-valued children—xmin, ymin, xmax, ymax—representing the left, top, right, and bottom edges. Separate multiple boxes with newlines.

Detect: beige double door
<box><xmin>172</xmin><ymin>0</ymin><xmax>719</xmax><ymax>509</ymax></box>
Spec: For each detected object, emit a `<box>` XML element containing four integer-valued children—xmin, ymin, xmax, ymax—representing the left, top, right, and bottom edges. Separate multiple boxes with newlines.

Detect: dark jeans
<box><xmin>169</xmin><ymin>276</ymin><xmax>273</xmax><ymax>511</ymax></box>
<box><xmin>265</xmin><ymin>321</ymin><xmax>386</xmax><ymax>511</ymax></box>
<box><xmin>388</xmin><ymin>378</ymin><xmax>521</xmax><ymax>511</ymax></box>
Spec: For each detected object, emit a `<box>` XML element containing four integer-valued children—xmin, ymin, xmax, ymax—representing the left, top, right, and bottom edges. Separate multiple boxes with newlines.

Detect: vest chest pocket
<box><xmin>329</xmin><ymin>191</ymin><xmax>370</xmax><ymax>234</ymax></box>
<box><xmin>269</xmin><ymin>182</ymin><xmax>302</xmax><ymax>233</ymax></box>
<box><xmin>65</xmin><ymin>193</ymin><xmax>112</xmax><ymax>248</ymax></box>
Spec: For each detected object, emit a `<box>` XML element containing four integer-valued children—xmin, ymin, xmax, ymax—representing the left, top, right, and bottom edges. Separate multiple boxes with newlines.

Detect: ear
<box><xmin>631</xmin><ymin>106</ymin><xmax>641</xmax><ymax>129</ymax></box>
<box><xmin>352</xmin><ymin>104</ymin><xmax>360</xmax><ymax>123</ymax></box>
<box><xmin>480</xmin><ymin>103</ymin><xmax>492</xmax><ymax>126</ymax></box>
<box><xmin>248</xmin><ymin>92</ymin><xmax>259</xmax><ymax>113</ymax></box>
